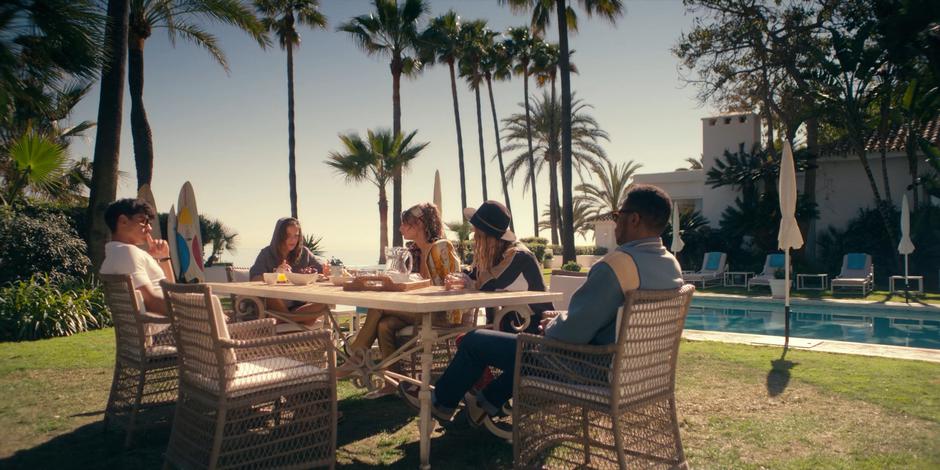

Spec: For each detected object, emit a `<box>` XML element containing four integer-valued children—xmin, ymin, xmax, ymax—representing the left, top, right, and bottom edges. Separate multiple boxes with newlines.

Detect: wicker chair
<box><xmin>513</xmin><ymin>284</ymin><xmax>695</xmax><ymax>470</ymax></box>
<box><xmin>100</xmin><ymin>274</ymin><xmax>179</xmax><ymax>447</ymax></box>
<box><xmin>162</xmin><ymin>282</ymin><xmax>337</xmax><ymax>470</ymax></box>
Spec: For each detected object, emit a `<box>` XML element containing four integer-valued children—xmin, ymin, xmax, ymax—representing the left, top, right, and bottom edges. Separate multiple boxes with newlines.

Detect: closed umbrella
<box><xmin>898</xmin><ymin>194</ymin><xmax>915</xmax><ymax>300</ymax></box>
<box><xmin>778</xmin><ymin>142</ymin><xmax>804</xmax><ymax>351</ymax></box>
<box><xmin>433</xmin><ymin>170</ymin><xmax>443</xmax><ymax>217</ymax></box>
<box><xmin>670</xmin><ymin>204</ymin><xmax>685</xmax><ymax>254</ymax></box>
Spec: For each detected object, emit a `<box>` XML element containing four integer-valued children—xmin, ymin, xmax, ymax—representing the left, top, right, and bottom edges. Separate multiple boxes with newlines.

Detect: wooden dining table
<box><xmin>206</xmin><ymin>281</ymin><xmax>561</xmax><ymax>469</ymax></box>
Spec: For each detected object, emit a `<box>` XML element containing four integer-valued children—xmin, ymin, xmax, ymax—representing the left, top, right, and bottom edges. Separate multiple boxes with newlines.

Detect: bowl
<box><xmin>330</xmin><ymin>275</ymin><xmax>354</xmax><ymax>286</ymax></box>
<box><xmin>262</xmin><ymin>273</ymin><xmax>278</xmax><ymax>285</ymax></box>
<box><xmin>286</xmin><ymin>272</ymin><xmax>318</xmax><ymax>286</ymax></box>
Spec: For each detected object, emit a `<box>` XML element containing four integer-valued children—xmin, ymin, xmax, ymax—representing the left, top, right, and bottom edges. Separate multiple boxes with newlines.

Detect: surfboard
<box><xmin>176</xmin><ymin>181</ymin><xmax>205</xmax><ymax>283</ymax></box>
<box><xmin>136</xmin><ymin>184</ymin><xmax>162</xmax><ymax>240</ymax></box>
<box><xmin>167</xmin><ymin>205</ymin><xmax>180</xmax><ymax>281</ymax></box>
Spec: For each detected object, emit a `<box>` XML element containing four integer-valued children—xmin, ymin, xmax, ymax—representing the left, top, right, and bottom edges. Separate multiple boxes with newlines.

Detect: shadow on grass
<box><xmin>0</xmin><ymin>420</ymin><xmax>168</xmax><ymax>469</ymax></box>
<box><xmin>766</xmin><ymin>353</ymin><xmax>798</xmax><ymax>398</ymax></box>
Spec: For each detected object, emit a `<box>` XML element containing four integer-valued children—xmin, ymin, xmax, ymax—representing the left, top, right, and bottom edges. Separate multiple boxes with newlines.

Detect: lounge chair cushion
<box><xmin>186</xmin><ymin>357</ymin><xmax>326</xmax><ymax>397</ymax></box>
<box><xmin>768</xmin><ymin>254</ymin><xmax>785</xmax><ymax>269</ymax></box>
<box><xmin>847</xmin><ymin>253</ymin><xmax>867</xmax><ymax>270</ymax></box>
<box><xmin>704</xmin><ymin>252</ymin><xmax>723</xmax><ymax>271</ymax></box>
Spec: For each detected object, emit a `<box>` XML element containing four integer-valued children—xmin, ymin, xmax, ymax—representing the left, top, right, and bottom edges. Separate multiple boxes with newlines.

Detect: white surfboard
<box><xmin>136</xmin><ymin>184</ymin><xmax>162</xmax><ymax>241</ymax></box>
<box><xmin>176</xmin><ymin>181</ymin><xmax>205</xmax><ymax>283</ymax></box>
<box><xmin>167</xmin><ymin>205</ymin><xmax>180</xmax><ymax>280</ymax></box>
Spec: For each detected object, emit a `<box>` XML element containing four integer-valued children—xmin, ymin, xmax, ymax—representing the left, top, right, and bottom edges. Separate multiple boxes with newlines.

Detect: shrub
<box><xmin>519</xmin><ymin>237</ymin><xmax>549</xmax><ymax>245</ymax></box>
<box><xmin>523</xmin><ymin>242</ymin><xmax>547</xmax><ymax>262</ymax></box>
<box><xmin>574</xmin><ymin>246</ymin><xmax>601</xmax><ymax>256</ymax></box>
<box><xmin>594</xmin><ymin>246</ymin><xmax>608</xmax><ymax>256</ymax></box>
<box><xmin>561</xmin><ymin>261</ymin><xmax>582</xmax><ymax>272</ymax></box>
<box><xmin>0</xmin><ymin>275</ymin><xmax>111</xmax><ymax>341</ymax></box>
<box><xmin>0</xmin><ymin>207</ymin><xmax>90</xmax><ymax>285</ymax></box>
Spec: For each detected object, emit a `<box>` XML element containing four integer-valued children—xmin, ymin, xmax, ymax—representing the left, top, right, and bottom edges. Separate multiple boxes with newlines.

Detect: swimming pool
<box><xmin>687</xmin><ymin>297</ymin><xmax>940</xmax><ymax>350</ymax></box>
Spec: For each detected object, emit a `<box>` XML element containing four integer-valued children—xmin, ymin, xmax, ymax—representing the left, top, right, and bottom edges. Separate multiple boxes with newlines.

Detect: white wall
<box><xmin>594</xmin><ymin>220</ymin><xmax>617</xmax><ymax>252</ymax></box>
<box><xmin>700</xmin><ymin>113</ymin><xmax>761</xmax><ymax>226</ymax></box>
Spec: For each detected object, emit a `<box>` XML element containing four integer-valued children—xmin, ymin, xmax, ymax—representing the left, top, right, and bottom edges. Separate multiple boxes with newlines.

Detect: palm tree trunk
<box><xmin>449</xmin><ymin>60</ymin><xmax>468</xmax><ymax>216</ymax></box>
<box><xmin>804</xmin><ymin>116</ymin><xmax>819</xmax><ymax>259</ymax></box>
<box><xmin>878</xmin><ymin>86</ymin><xmax>892</xmax><ymax>204</ymax></box>
<box><xmin>486</xmin><ymin>74</ymin><xmax>513</xmax><ymax>231</ymax></box>
<box><xmin>87</xmin><ymin>0</ymin><xmax>129</xmax><ymax>272</ymax></box>
<box><xmin>128</xmin><ymin>34</ymin><xmax>153</xmax><ymax>189</ymax></box>
<box><xmin>556</xmin><ymin>0</ymin><xmax>575</xmax><ymax>263</ymax></box>
<box><xmin>548</xmin><ymin>76</ymin><xmax>559</xmax><ymax>245</ymax></box>
<box><xmin>391</xmin><ymin>57</ymin><xmax>403</xmax><ymax>247</ymax></box>
<box><xmin>378</xmin><ymin>185</ymin><xmax>388</xmax><ymax>265</ymax></box>
<box><xmin>287</xmin><ymin>43</ymin><xmax>298</xmax><ymax>218</ymax></box>
<box><xmin>475</xmin><ymin>85</ymin><xmax>487</xmax><ymax>200</ymax></box>
<box><xmin>522</xmin><ymin>64</ymin><xmax>539</xmax><ymax>237</ymax></box>
<box><xmin>906</xmin><ymin>121</ymin><xmax>919</xmax><ymax>209</ymax></box>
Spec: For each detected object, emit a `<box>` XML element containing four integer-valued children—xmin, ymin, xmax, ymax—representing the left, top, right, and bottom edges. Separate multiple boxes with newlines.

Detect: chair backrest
<box><xmin>100</xmin><ymin>274</ymin><xmax>150</xmax><ymax>363</ymax></box>
<box><xmin>225</xmin><ymin>266</ymin><xmax>250</xmax><ymax>282</ymax></box>
<box><xmin>162</xmin><ymin>281</ymin><xmax>236</xmax><ymax>392</ymax></box>
<box><xmin>613</xmin><ymin>284</ymin><xmax>695</xmax><ymax>404</ymax></box>
<box><xmin>700</xmin><ymin>252</ymin><xmax>727</xmax><ymax>273</ymax></box>
<box><xmin>549</xmin><ymin>273</ymin><xmax>590</xmax><ymax>311</ymax></box>
<box><xmin>841</xmin><ymin>253</ymin><xmax>873</xmax><ymax>278</ymax></box>
<box><xmin>761</xmin><ymin>253</ymin><xmax>786</xmax><ymax>275</ymax></box>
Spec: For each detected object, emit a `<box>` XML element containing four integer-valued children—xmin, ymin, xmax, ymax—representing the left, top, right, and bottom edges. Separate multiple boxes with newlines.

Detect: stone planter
<box><xmin>576</xmin><ymin>255</ymin><xmax>601</xmax><ymax>268</ymax></box>
<box><xmin>549</xmin><ymin>257</ymin><xmax>563</xmax><ymax>269</ymax></box>
<box><xmin>769</xmin><ymin>279</ymin><xmax>789</xmax><ymax>299</ymax></box>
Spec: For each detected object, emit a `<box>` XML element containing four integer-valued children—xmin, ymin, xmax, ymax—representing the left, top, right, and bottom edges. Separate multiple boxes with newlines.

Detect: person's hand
<box><xmin>146</xmin><ymin>234</ymin><xmax>169</xmax><ymax>260</ymax></box>
<box><xmin>538</xmin><ymin>317</ymin><xmax>553</xmax><ymax>334</ymax></box>
<box><xmin>277</xmin><ymin>260</ymin><xmax>292</xmax><ymax>273</ymax></box>
<box><xmin>444</xmin><ymin>272</ymin><xmax>472</xmax><ymax>290</ymax></box>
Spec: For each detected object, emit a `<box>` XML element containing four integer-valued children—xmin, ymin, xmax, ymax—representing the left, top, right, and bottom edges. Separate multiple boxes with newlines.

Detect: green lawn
<box><xmin>1</xmin><ymin>329</ymin><xmax>939</xmax><ymax>469</ymax></box>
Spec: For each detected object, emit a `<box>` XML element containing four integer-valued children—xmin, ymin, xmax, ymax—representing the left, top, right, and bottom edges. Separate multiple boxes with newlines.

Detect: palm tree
<box><xmin>326</xmin><ymin>129</ymin><xmax>428</xmax><ymax>264</ymax></box>
<box><xmin>129</xmin><ymin>0</ymin><xmax>267</xmax><ymax>189</ymax></box>
<box><xmin>677</xmin><ymin>156</ymin><xmax>703</xmax><ymax>171</ymax></box>
<box><xmin>458</xmin><ymin>20</ymin><xmax>492</xmax><ymax>201</ymax></box>
<box><xmin>339</xmin><ymin>0</ymin><xmax>429</xmax><ymax>247</ymax></box>
<box><xmin>255</xmin><ymin>0</ymin><xmax>326</xmax><ymax>219</ymax></box>
<box><xmin>575</xmin><ymin>159</ymin><xmax>642</xmax><ymax>220</ymax></box>
<box><xmin>501</xmin><ymin>0</ymin><xmax>624</xmax><ymax>262</ymax></box>
<box><xmin>482</xmin><ymin>37</ymin><xmax>515</xmax><ymax>231</ymax></box>
<box><xmin>538</xmin><ymin>197</ymin><xmax>592</xmax><ymax>239</ymax></box>
<box><xmin>2</xmin><ymin>131</ymin><xmax>68</xmax><ymax>205</ymax></box>
<box><xmin>201</xmin><ymin>217</ymin><xmax>238</xmax><ymax>266</ymax></box>
<box><xmin>501</xmin><ymin>91</ymin><xmax>609</xmax><ymax>244</ymax></box>
<box><xmin>87</xmin><ymin>0</ymin><xmax>131</xmax><ymax>271</ymax></box>
<box><xmin>420</xmin><ymin>11</ymin><xmax>468</xmax><ymax>215</ymax></box>
<box><xmin>503</xmin><ymin>26</ymin><xmax>540</xmax><ymax>236</ymax></box>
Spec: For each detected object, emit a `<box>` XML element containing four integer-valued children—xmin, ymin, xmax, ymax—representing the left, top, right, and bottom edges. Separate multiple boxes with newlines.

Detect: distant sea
<box><xmin>226</xmin><ymin>246</ymin><xmax>382</xmax><ymax>269</ymax></box>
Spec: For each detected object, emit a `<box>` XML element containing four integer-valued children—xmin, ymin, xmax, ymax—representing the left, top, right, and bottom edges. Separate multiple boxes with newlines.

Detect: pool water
<box><xmin>687</xmin><ymin>297</ymin><xmax>940</xmax><ymax>350</ymax></box>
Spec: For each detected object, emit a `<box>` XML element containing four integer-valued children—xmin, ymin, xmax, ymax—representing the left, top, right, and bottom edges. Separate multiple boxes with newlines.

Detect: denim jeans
<box><xmin>432</xmin><ymin>329</ymin><xmax>518</xmax><ymax>410</ymax></box>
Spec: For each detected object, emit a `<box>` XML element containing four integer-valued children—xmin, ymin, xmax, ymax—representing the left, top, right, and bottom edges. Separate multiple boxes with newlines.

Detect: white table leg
<box><xmin>419</xmin><ymin>312</ymin><xmax>433</xmax><ymax>469</ymax></box>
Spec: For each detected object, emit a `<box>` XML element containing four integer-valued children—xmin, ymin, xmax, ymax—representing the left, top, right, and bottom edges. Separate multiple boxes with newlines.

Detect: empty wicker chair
<box><xmin>162</xmin><ymin>281</ymin><xmax>336</xmax><ymax>470</ymax></box>
<box><xmin>513</xmin><ymin>284</ymin><xmax>695</xmax><ymax>469</ymax></box>
<box><xmin>100</xmin><ymin>274</ymin><xmax>179</xmax><ymax>447</ymax></box>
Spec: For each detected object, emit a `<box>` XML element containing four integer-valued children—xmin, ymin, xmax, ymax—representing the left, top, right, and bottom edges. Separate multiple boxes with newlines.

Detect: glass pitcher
<box><xmin>385</xmin><ymin>247</ymin><xmax>413</xmax><ymax>279</ymax></box>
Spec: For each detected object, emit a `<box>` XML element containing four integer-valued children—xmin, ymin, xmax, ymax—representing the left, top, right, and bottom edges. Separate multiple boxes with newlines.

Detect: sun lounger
<box><xmin>831</xmin><ymin>253</ymin><xmax>874</xmax><ymax>296</ymax></box>
<box><xmin>747</xmin><ymin>253</ymin><xmax>786</xmax><ymax>291</ymax></box>
<box><xmin>683</xmin><ymin>252</ymin><xmax>727</xmax><ymax>289</ymax></box>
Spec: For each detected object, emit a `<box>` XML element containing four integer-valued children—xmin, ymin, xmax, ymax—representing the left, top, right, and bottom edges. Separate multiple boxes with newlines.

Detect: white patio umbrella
<box><xmin>670</xmin><ymin>204</ymin><xmax>685</xmax><ymax>254</ymax></box>
<box><xmin>778</xmin><ymin>141</ymin><xmax>804</xmax><ymax>351</ymax></box>
<box><xmin>898</xmin><ymin>194</ymin><xmax>915</xmax><ymax>299</ymax></box>
<box><xmin>433</xmin><ymin>170</ymin><xmax>443</xmax><ymax>217</ymax></box>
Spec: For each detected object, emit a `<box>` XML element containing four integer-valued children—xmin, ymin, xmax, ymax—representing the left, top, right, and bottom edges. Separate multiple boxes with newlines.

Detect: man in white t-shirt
<box><xmin>99</xmin><ymin>198</ymin><xmax>176</xmax><ymax>314</ymax></box>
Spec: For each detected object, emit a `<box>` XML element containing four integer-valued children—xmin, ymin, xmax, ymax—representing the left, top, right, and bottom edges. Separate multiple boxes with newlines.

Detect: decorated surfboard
<box><xmin>136</xmin><ymin>184</ymin><xmax>162</xmax><ymax>241</ymax></box>
<box><xmin>176</xmin><ymin>181</ymin><xmax>205</xmax><ymax>283</ymax></box>
<box><xmin>167</xmin><ymin>205</ymin><xmax>180</xmax><ymax>280</ymax></box>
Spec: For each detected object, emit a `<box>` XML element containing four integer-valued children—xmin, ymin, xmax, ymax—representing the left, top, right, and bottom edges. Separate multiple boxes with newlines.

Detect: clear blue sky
<box><xmin>69</xmin><ymin>0</ymin><xmax>714</xmax><ymax>266</ymax></box>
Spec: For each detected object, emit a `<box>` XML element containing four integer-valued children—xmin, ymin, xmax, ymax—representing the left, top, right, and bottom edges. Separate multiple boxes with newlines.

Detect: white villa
<box><xmin>594</xmin><ymin>112</ymin><xmax>939</xmax><ymax>254</ymax></box>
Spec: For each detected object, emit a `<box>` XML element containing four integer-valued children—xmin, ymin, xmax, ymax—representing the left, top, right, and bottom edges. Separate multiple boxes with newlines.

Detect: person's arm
<box><xmin>478</xmin><ymin>253</ymin><xmax>533</xmax><ymax>291</ymax></box>
<box><xmin>139</xmin><ymin>283</ymin><xmax>167</xmax><ymax>314</ymax></box>
<box><xmin>543</xmin><ymin>263</ymin><xmax>625</xmax><ymax>344</ymax></box>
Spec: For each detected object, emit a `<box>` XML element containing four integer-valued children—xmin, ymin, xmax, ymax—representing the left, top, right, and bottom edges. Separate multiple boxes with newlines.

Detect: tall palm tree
<box><xmin>129</xmin><ymin>0</ymin><xmax>267</xmax><ymax>189</ymax></box>
<box><xmin>458</xmin><ymin>20</ymin><xmax>492</xmax><ymax>201</ymax></box>
<box><xmin>501</xmin><ymin>91</ymin><xmax>609</xmax><ymax>225</ymax></box>
<box><xmin>482</xmin><ymin>37</ymin><xmax>515</xmax><ymax>231</ymax></box>
<box><xmin>503</xmin><ymin>26</ymin><xmax>540</xmax><ymax>236</ymax></box>
<box><xmin>339</xmin><ymin>0</ymin><xmax>429</xmax><ymax>247</ymax></box>
<box><xmin>255</xmin><ymin>0</ymin><xmax>326</xmax><ymax>219</ymax></box>
<box><xmin>326</xmin><ymin>129</ymin><xmax>428</xmax><ymax>264</ymax></box>
<box><xmin>501</xmin><ymin>0</ymin><xmax>623</xmax><ymax>262</ymax></box>
<box><xmin>576</xmin><ymin>159</ymin><xmax>642</xmax><ymax>220</ymax></box>
<box><xmin>87</xmin><ymin>0</ymin><xmax>131</xmax><ymax>272</ymax></box>
<box><xmin>531</xmin><ymin>40</ymin><xmax>576</xmax><ymax>243</ymax></box>
<box><xmin>420</xmin><ymin>11</ymin><xmax>468</xmax><ymax>216</ymax></box>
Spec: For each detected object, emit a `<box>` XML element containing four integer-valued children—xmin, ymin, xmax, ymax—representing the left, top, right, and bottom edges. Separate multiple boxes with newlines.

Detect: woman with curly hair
<box><xmin>339</xmin><ymin>203</ymin><xmax>460</xmax><ymax>398</ymax></box>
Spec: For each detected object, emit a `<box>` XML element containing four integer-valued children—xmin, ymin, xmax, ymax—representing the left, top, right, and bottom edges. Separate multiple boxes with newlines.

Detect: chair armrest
<box><xmin>228</xmin><ymin>318</ymin><xmax>277</xmax><ymax>340</ymax></box>
<box><xmin>140</xmin><ymin>312</ymin><xmax>172</xmax><ymax>324</ymax></box>
<box><xmin>222</xmin><ymin>330</ymin><xmax>335</xmax><ymax>367</ymax></box>
<box><xmin>516</xmin><ymin>333</ymin><xmax>617</xmax><ymax>389</ymax></box>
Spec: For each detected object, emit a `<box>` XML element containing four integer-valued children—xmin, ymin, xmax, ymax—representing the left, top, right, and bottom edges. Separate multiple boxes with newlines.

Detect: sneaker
<box><xmin>463</xmin><ymin>392</ymin><xmax>486</xmax><ymax>427</ymax></box>
<box><xmin>397</xmin><ymin>382</ymin><xmax>457</xmax><ymax>422</ymax></box>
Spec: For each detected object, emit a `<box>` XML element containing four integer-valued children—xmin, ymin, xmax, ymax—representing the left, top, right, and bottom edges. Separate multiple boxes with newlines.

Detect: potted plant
<box><xmin>561</xmin><ymin>261</ymin><xmax>583</xmax><ymax>273</ymax></box>
<box><xmin>542</xmin><ymin>250</ymin><xmax>554</xmax><ymax>269</ymax></box>
<box><xmin>770</xmin><ymin>268</ymin><xmax>788</xmax><ymax>299</ymax></box>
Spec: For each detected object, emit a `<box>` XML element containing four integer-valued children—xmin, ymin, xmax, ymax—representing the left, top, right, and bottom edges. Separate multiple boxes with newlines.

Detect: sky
<box><xmin>68</xmin><ymin>0</ymin><xmax>715</xmax><ymax>267</ymax></box>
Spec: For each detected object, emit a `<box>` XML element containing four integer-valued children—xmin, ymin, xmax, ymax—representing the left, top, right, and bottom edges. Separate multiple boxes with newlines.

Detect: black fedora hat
<box><xmin>463</xmin><ymin>200</ymin><xmax>516</xmax><ymax>242</ymax></box>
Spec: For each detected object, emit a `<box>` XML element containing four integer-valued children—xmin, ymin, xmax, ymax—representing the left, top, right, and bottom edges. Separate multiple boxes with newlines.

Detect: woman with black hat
<box><xmin>450</xmin><ymin>200</ymin><xmax>553</xmax><ymax>333</ymax></box>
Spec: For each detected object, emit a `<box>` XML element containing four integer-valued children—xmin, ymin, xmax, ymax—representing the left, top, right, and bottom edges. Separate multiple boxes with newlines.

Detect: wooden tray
<box><xmin>342</xmin><ymin>275</ymin><xmax>431</xmax><ymax>292</ymax></box>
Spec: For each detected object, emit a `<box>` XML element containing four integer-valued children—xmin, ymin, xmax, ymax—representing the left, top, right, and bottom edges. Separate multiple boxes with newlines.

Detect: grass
<box><xmin>1</xmin><ymin>329</ymin><xmax>939</xmax><ymax>468</ymax></box>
